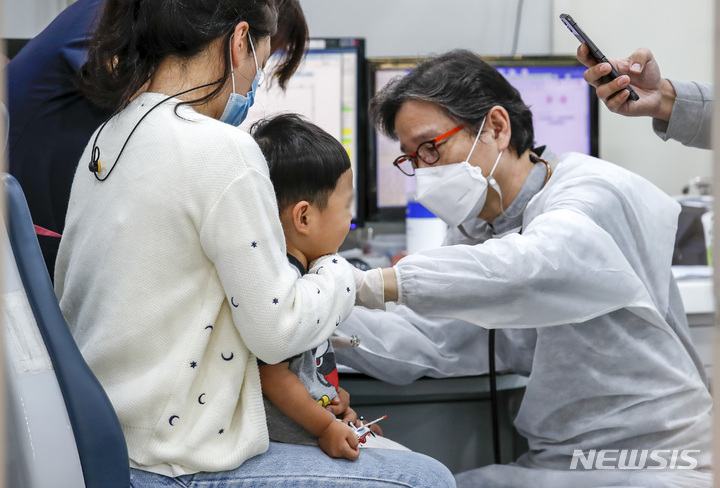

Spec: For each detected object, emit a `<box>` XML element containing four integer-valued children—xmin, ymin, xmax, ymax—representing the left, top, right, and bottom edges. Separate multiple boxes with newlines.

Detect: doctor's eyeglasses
<box><xmin>393</xmin><ymin>124</ymin><xmax>466</xmax><ymax>176</ymax></box>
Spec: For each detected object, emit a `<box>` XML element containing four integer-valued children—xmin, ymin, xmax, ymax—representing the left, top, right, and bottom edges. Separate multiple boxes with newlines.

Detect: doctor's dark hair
<box><xmin>78</xmin><ymin>0</ymin><xmax>305</xmax><ymax>111</ymax></box>
<box><xmin>251</xmin><ymin>114</ymin><xmax>351</xmax><ymax>212</ymax></box>
<box><xmin>370</xmin><ymin>50</ymin><xmax>535</xmax><ymax>156</ymax></box>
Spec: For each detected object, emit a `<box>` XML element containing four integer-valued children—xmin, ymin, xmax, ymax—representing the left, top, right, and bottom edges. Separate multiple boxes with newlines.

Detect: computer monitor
<box><xmin>242</xmin><ymin>38</ymin><xmax>368</xmax><ymax>226</ymax></box>
<box><xmin>368</xmin><ymin>56</ymin><xmax>599</xmax><ymax>221</ymax></box>
<box><xmin>3</xmin><ymin>38</ymin><xmax>31</xmax><ymax>59</ymax></box>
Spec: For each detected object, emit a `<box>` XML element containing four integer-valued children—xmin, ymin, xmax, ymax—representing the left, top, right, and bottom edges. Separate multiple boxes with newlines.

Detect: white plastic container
<box><xmin>406</xmin><ymin>201</ymin><xmax>447</xmax><ymax>254</ymax></box>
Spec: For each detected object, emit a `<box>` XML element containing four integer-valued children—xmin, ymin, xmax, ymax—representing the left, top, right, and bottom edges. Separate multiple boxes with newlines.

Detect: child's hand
<box><xmin>340</xmin><ymin>406</ymin><xmax>359</xmax><ymax>426</ymax></box>
<box><xmin>317</xmin><ymin>420</ymin><xmax>360</xmax><ymax>460</ymax></box>
<box><xmin>326</xmin><ymin>387</ymin><xmax>350</xmax><ymax>417</ymax></box>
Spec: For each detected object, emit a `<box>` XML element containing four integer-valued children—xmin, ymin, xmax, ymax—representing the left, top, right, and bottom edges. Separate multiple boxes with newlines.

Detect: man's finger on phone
<box><xmin>606</xmin><ymin>87</ymin><xmax>631</xmax><ymax>112</ymax></box>
<box><xmin>576</xmin><ymin>43</ymin><xmax>596</xmax><ymax>67</ymax></box>
<box><xmin>583</xmin><ymin>62</ymin><xmax>611</xmax><ymax>86</ymax></box>
<box><xmin>595</xmin><ymin>75</ymin><xmax>629</xmax><ymax>101</ymax></box>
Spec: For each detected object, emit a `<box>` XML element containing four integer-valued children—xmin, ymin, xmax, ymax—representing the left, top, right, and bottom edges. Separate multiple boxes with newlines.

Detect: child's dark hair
<box><xmin>78</xmin><ymin>0</ymin><xmax>307</xmax><ymax>111</ymax></box>
<box><xmin>252</xmin><ymin>114</ymin><xmax>351</xmax><ymax>212</ymax></box>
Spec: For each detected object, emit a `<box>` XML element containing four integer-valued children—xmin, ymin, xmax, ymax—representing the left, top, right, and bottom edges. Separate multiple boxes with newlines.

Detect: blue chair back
<box><xmin>4</xmin><ymin>174</ymin><xmax>129</xmax><ymax>487</ymax></box>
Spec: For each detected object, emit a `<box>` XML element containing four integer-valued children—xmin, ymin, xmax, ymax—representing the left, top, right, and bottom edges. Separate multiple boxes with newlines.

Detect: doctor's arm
<box><xmin>390</xmin><ymin>208</ymin><xmax>657</xmax><ymax>329</ymax></box>
<box><xmin>336</xmin><ymin>305</ymin><xmax>502</xmax><ymax>384</ymax></box>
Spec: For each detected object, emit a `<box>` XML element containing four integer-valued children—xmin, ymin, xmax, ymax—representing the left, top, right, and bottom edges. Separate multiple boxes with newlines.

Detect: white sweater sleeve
<box><xmin>199</xmin><ymin>167</ymin><xmax>356</xmax><ymax>364</ymax></box>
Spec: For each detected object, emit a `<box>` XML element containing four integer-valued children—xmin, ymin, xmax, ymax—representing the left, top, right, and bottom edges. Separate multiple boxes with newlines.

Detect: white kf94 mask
<box><xmin>414</xmin><ymin>117</ymin><xmax>502</xmax><ymax>227</ymax></box>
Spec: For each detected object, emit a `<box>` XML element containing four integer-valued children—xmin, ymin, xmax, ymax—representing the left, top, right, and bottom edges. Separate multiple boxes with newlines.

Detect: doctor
<box><xmin>354</xmin><ymin>50</ymin><xmax>712</xmax><ymax>488</ymax></box>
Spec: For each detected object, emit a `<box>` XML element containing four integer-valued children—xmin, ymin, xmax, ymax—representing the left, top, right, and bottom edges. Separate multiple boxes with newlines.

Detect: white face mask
<box><xmin>414</xmin><ymin>117</ymin><xmax>503</xmax><ymax>227</ymax></box>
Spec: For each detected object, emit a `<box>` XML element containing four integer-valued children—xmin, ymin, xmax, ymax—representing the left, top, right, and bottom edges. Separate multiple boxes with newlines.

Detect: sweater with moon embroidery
<box><xmin>55</xmin><ymin>92</ymin><xmax>356</xmax><ymax>476</ymax></box>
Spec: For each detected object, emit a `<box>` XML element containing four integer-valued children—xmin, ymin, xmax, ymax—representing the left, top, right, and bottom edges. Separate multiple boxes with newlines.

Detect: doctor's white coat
<box><xmin>346</xmin><ymin>152</ymin><xmax>712</xmax><ymax>488</ymax></box>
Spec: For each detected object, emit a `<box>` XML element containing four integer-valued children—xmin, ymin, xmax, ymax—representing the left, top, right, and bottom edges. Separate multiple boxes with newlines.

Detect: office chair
<box><xmin>3</xmin><ymin>174</ymin><xmax>129</xmax><ymax>487</ymax></box>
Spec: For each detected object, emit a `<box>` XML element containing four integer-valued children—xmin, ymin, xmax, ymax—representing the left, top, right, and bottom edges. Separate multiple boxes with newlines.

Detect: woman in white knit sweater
<box><xmin>54</xmin><ymin>1</ymin><xmax>455</xmax><ymax>487</ymax></box>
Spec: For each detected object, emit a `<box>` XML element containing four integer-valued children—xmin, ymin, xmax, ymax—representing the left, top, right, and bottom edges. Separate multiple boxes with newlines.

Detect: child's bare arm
<box><xmin>259</xmin><ymin>362</ymin><xmax>360</xmax><ymax>460</ymax></box>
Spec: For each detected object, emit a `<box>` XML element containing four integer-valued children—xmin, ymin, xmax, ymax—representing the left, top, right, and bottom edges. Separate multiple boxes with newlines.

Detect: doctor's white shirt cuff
<box><xmin>394</xmin><ymin>266</ymin><xmax>404</xmax><ymax>305</ymax></box>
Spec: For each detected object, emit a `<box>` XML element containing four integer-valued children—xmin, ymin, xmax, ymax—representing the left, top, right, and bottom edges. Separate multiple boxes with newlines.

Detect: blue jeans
<box><xmin>129</xmin><ymin>442</ymin><xmax>455</xmax><ymax>488</ymax></box>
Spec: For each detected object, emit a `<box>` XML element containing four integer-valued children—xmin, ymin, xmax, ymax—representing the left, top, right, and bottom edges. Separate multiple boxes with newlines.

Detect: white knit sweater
<box><xmin>55</xmin><ymin>92</ymin><xmax>356</xmax><ymax>475</ymax></box>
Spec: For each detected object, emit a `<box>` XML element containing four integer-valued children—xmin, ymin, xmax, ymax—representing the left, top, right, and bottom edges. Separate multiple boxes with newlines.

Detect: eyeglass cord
<box><xmin>88</xmin><ymin>80</ymin><xmax>221</xmax><ymax>181</ymax></box>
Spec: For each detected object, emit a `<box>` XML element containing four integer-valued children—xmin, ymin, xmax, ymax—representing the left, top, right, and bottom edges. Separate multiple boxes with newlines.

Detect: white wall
<box><xmin>304</xmin><ymin>0</ymin><xmax>714</xmax><ymax>196</ymax></box>
<box><xmin>552</xmin><ymin>0</ymin><xmax>714</xmax><ymax>196</ymax></box>
<box><xmin>2</xmin><ymin>0</ymin><xmax>67</xmax><ymax>38</ymax></box>
<box><xmin>299</xmin><ymin>0</ymin><xmax>552</xmax><ymax>58</ymax></box>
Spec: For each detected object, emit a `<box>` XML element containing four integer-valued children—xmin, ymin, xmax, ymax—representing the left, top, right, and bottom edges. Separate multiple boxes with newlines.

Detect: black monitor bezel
<box><xmin>366</xmin><ymin>55</ymin><xmax>599</xmax><ymax>223</ymax></box>
<box><xmin>3</xmin><ymin>38</ymin><xmax>31</xmax><ymax>59</ymax></box>
<box><xmin>302</xmin><ymin>38</ymin><xmax>369</xmax><ymax>228</ymax></box>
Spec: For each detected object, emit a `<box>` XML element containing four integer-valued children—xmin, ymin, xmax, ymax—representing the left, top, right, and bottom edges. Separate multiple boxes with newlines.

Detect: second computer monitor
<box><xmin>369</xmin><ymin>56</ymin><xmax>598</xmax><ymax>220</ymax></box>
<box><xmin>242</xmin><ymin>38</ymin><xmax>368</xmax><ymax>226</ymax></box>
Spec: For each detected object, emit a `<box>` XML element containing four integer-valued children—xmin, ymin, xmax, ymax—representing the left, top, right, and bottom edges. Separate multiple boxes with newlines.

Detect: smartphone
<box><xmin>559</xmin><ymin>13</ymin><xmax>639</xmax><ymax>101</ymax></box>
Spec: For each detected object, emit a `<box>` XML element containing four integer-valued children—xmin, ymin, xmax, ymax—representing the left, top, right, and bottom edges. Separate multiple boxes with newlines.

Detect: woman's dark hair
<box><xmin>370</xmin><ymin>49</ymin><xmax>535</xmax><ymax>157</ymax></box>
<box><xmin>270</xmin><ymin>0</ymin><xmax>308</xmax><ymax>89</ymax></box>
<box><xmin>251</xmin><ymin>114</ymin><xmax>351</xmax><ymax>212</ymax></box>
<box><xmin>78</xmin><ymin>0</ymin><xmax>307</xmax><ymax>111</ymax></box>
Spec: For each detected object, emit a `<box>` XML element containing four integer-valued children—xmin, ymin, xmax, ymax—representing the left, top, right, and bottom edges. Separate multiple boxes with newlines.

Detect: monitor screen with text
<box><xmin>242</xmin><ymin>38</ymin><xmax>367</xmax><ymax>225</ymax></box>
<box><xmin>370</xmin><ymin>58</ymin><xmax>597</xmax><ymax>218</ymax></box>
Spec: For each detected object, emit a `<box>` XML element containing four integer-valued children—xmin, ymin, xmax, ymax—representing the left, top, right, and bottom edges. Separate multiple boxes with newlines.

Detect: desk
<box><xmin>340</xmin><ymin>372</ymin><xmax>528</xmax><ymax>474</ymax></box>
<box><xmin>676</xmin><ymin>275</ymin><xmax>714</xmax><ymax>379</ymax></box>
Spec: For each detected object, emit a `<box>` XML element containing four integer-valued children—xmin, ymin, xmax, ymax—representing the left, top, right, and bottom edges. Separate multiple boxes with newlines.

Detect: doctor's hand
<box><xmin>352</xmin><ymin>266</ymin><xmax>400</xmax><ymax>310</ymax></box>
<box><xmin>352</xmin><ymin>266</ymin><xmax>386</xmax><ymax>310</ymax></box>
<box><xmin>577</xmin><ymin>44</ymin><xmax>676</xmax><ymax>121</ymax></box>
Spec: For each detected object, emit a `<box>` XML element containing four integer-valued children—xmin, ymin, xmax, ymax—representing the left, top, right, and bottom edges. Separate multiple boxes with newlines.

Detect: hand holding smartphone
<box><xmin>560</xmin><ymin>13</ymin><xmax>639</xmax><ymax>101</ymax></box>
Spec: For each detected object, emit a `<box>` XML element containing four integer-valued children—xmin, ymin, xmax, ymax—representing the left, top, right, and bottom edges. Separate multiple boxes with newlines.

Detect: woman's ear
<box><xmin>291</xmin><ymin>201</ymin><xmax>312</xmax><ymax>235</ymax></box>
<box><xmin>230</xmin><ymin>21</ymin><xmax>250</xmax><ymax>67</ymax></box>
<box><xmin>487</xmin><ymin>106</ymin><xmax>512</xmax><ymax>151</ymax></box>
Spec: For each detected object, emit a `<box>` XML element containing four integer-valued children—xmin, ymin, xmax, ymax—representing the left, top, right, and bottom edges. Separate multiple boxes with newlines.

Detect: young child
<box><xmin>252</xmin><ymin>114</ymin><xmax>379</xmax><ymax>461</ymax></box>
